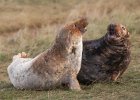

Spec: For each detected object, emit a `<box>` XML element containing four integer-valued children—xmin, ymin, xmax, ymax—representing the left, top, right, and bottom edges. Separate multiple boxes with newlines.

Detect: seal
<box><xmin>77</xmin><ymin>23</ymin><xmax>131</xmax><ymax>85</ymax></box>
<box><xmin>7</xmin><ymin>18</ymin><xmax>88</xmax><ymax>90</ymax></box>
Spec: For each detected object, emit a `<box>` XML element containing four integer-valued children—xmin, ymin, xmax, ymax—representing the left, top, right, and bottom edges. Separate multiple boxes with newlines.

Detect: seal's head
<box><xmin>107</xmin><ymin>24</ymin><xmax>130</xmax><ymax>40</ymax></box>
<box><xmin>65</xmin><ymin>17</ymin><xmax>88</xmax><ymax>36</ymax></box>
<box><xmin>55</xmin><ymin>18</ymin><xmax>88</xmax><ymax>52</ymax></box>
<box><xmin>74</xmin><ymin>18</ymin><xmax>88</xmax><ymax>34</ymax></box>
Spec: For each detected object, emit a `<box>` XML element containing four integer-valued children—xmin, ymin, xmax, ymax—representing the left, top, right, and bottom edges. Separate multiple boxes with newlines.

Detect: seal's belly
<box><xmin>7</xmin><ymin>58</ymin><xmax>55</xmax><ymax>90</ymax></box>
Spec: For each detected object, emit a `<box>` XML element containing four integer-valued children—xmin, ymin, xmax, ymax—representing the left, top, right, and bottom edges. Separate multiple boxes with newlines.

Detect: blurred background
<box><xmin>0</xmin><ymin>0</ymin><xmax>140</xmax><ymax>99</ymax></box>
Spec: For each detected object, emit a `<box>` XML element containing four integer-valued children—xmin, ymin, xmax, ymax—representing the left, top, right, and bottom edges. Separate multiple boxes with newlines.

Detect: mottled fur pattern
<box><xmin>7</xmin><ymin>18</ymin><xmax>88</xmax><ymax>90</ymax></box>
<box><xmin>77</xmin><ymin>24</ymin><xmax>131</xmax><ymax>85</ymax></box>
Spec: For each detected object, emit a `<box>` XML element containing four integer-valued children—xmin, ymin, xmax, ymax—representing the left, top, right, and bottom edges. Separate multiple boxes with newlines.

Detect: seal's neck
<box><xmin>48</xmin><ymin>37</ymin><xmax>82</xmax><ymax>60</ymax></box>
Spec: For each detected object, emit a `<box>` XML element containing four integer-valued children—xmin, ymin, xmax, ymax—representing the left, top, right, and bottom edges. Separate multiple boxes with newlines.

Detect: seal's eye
<box><xmin>121</xmin><ymin>26</ymin><xmax>126</xmax><ymax>30</ymax></box>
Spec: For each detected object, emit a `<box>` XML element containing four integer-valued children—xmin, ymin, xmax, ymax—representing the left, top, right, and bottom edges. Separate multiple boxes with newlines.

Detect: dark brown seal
<box><xmin>77</xmin><ymin>24</ymin><xmax>131</xmax><ymax>85</ymax></box>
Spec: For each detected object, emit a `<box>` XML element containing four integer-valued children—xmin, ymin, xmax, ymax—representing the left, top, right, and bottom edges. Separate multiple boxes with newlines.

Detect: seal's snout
<box><xmin>74</xmin><ymin>18</ymin><xmax>88</xmax><ymax>33</ymax></box>
<box><xmin>107</xmin><ymin>24</ymin><xmax>117</xmax><ymax>35</ymax></box>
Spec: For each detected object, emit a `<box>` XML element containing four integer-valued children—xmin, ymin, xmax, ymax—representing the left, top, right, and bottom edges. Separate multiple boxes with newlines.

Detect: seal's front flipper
<box><xmin>68</xmin><ymin>74</ymin><xmax>81</xmax><ymax>91</ymax></box>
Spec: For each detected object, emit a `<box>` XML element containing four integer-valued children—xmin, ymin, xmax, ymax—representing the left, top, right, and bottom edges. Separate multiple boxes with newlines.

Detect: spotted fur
<box><xmin>7</xmin><ymin>18</ymin><xmax>88</xmax><ymax>90</ymax></box>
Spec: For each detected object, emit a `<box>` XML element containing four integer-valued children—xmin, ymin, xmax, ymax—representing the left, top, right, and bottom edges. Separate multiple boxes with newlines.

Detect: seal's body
<box><xmin>78</xmin><ymin>24</ymin><xmax>131</xmax><ymax>85</ymax></box>
<box><xmin>7</xmin><ymin>18</ymin><xmax>88</xmax><ymax>90</ymax></box>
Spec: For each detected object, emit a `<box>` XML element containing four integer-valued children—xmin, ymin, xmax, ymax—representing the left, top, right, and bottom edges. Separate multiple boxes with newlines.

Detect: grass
<box><xmin>0</xmin><ymin>0</ymin><xmax>140</xmax><ymax>99</ymax></box>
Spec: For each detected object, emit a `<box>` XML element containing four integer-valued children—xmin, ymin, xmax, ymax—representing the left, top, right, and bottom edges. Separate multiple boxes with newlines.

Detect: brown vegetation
<box><xmin>0</xmin><ymin>0</ymin><xmax>140</xmax><ymax>99</ymax></box>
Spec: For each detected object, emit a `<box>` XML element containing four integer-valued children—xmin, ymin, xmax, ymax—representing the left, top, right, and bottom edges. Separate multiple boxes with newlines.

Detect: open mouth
<box><xmin>75</xmin><ymin>18</ymin><xmax>88</xmax><ymax>33</ymax></box>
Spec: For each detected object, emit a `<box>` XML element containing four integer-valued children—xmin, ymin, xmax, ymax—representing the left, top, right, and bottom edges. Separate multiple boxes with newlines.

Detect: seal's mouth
<box><xmin>107</xmin><ymin>24</ymin><xmax>117</xmax><ymax>36</ymax></box>
<box><xmin>74</xmin><ymin>18</ymin><xmax>88</xmax><ymax>33</ymax></box>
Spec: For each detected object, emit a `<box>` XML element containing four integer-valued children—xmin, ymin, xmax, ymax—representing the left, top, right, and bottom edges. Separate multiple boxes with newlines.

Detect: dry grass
<box><xmin>0</xmin><ymin>0</ymin><xmax>140</xmax><ymax>99</ymax></box>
